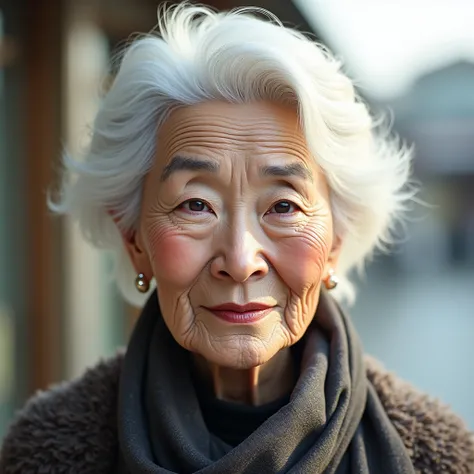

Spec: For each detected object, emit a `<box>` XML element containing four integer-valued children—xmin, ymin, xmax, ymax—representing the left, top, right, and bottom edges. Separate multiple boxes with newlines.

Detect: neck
<box><xmin>192</xmin><ymin>348</ymin><xmax>295</xmax><ymax>406</ymax></box>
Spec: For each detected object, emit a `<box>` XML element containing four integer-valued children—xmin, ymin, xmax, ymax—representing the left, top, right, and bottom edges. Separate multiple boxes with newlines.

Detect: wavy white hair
<box><xmin>51</xmin><ymin>3</ymin><xmax>414</xmax><ymax>307</ymax></box>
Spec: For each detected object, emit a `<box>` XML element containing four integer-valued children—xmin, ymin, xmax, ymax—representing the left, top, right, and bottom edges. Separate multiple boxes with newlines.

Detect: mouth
<box><xmin>204</xmin><ymin>302</ymin><xmax>275</xmax><ymax>324</ymax></box>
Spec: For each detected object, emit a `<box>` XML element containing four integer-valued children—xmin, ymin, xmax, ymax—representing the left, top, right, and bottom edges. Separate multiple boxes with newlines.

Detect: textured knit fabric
<box><xmin>1</xmin><ymin>332</ymin><xmax>473</xmax><ymax>473</ymax></box>
<box><xmin>116</xmin><ymin>290</ymin><xmax>414</xmax><ymax>473</ymax></box>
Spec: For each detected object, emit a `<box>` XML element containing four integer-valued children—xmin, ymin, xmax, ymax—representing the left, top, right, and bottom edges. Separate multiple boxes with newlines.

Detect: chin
<box><xmin>198</xmin><ymin>336</ymin><xmax>279</xmax><ymax>370</ymax></box>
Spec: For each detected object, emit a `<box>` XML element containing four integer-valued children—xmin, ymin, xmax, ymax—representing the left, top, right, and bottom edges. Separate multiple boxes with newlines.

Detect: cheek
<box><xmin>272</xmin><ymin>223</ymin><xmax>332</xmax><ymax>291</ymax></box>
<box><xmin>148</xmin><ymin>228</ymin><xmax>209</xmax><ymax>289</ymax></box>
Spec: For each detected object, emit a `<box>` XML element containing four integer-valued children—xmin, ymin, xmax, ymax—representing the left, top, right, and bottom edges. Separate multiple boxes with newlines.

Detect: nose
<box><xmin>210</xmin><ymin>227</ymin><xmax>269</xmax><ymax>283</ymax></box>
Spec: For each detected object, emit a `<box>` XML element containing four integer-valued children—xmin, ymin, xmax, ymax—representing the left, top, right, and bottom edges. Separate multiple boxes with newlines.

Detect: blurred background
<box><xmin>0</xmin><ymin>0</ymin><xmax>473</xmax><ymax>439</ymax></box>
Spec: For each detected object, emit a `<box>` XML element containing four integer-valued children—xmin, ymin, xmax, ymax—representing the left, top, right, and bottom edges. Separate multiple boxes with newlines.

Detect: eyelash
<box><xmin>177</xmin><ymin>199</ymin><xmax>301</xmax><ymax>215</ymax></box>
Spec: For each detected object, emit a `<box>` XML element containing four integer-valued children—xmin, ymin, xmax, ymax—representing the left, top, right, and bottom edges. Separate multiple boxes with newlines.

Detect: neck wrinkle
<box><xmin>193</xmin><ymin>347</ymin><xmax>295</xmax><ymax>406</ymax></box>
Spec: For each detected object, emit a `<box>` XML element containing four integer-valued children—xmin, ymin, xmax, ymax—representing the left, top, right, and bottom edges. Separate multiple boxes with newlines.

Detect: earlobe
<box><xmin>109</xmin><ymin>211</ymin><xmax>153</xmax><ymax>279</ymax></box>
<box><xmin>123</xmin><ymin>229</ymin><xmax>153</xmax><ymax>279</ymax></box>
<box><xmin>323</xmin><ymin>236</ymin><xmax>342</xmax><ymax>289</ymax></box>
<box><xmin>328</xmin><ymin>235</ymin><xmax>342</xmax><ymax>269</ymax></box>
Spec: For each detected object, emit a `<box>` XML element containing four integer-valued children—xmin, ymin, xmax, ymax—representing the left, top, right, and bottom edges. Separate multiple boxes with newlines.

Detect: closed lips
<box><xmin>205</xmin><ymin>303</ymin><xmax>273</xmax><ymax>312</ymax></box>
<box><xmin>204</xmin><ymin>302</ymin><xmax>275</xmax><ymax>324</ymax></box>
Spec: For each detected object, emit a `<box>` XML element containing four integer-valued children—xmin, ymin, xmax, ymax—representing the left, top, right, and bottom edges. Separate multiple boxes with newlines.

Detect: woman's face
<box><xmin>129</xmin><ymin>101</ymin><xmax>339</xmax><ymax>369</ymax></box>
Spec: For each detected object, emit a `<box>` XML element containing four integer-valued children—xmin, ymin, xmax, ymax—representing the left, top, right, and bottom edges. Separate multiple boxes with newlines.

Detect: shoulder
<box><xmin>366</xmin><ymin>355</ymin><xmax>474</xmax><ymax>474</ymax></box>
<box><xmin>0</xmin><ymin>351</ymin><xmax>124</xmax><ymax>474</ymax></box>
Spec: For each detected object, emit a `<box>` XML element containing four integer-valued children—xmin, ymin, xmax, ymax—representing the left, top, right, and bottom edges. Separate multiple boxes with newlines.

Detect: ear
<box><xmin>324</xmin><ymin>235</ymin><xmax>342</xmax><ymax>279</ymax></box>
<box><xmin>109</xmin><ymin>212</ymin><xmax>153</xmax><ymax>280</ymax></box>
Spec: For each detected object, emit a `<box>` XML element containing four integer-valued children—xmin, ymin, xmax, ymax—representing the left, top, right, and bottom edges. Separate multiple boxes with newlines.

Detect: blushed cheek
<box><xmin>274</xmin><ymin>235</ymin><xmax>330</xmax><ymax>292</ymax></box>
<box><xmin>149</xmin><ymin>232</ymin><xmax>208</xmax><ymax>289</ymax></box>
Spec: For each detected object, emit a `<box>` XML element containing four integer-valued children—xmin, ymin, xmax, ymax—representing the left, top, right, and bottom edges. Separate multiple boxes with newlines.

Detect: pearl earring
<box><xmin>135</xmin><ymin>273</ymin><xmax>150</xmax><ymax>293</ymax></box>
<box><xmin>324</xmin><ymin>269</ymin><xmax>339</xmax><ymax>290</ymax></box>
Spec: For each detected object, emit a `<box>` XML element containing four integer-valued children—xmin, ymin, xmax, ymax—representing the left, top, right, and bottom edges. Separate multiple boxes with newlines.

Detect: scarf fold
<box><xmin>117</xmin><ymin>291</ymin><xmax>414</xmax><ymax>474</ymax></box>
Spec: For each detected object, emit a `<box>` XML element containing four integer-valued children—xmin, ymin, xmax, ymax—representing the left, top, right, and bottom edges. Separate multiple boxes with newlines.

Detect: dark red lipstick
<box><xmin>205</xmin><ymin>302</ymin><xmax>274</xmax><ymax>323</ymax></box>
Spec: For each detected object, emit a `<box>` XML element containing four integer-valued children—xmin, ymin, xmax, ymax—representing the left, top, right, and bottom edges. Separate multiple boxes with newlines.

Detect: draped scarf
<box><xmin>116</xmin><ymin>291</ymin><xmax>414</xmax><ymax>473</ymax></box>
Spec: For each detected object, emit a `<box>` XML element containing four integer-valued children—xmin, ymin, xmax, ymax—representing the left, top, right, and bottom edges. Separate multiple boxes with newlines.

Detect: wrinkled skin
<box><xmin>122</xmin><ymin>101</ymin><xmax>340</xmax><ymax>404</ymax></box>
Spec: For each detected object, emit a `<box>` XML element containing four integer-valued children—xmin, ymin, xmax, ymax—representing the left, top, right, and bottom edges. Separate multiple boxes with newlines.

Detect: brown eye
<box><xmin>269</xmin><ymin>201</ymin><xmax>298</xmax><ymax>214</ymax></box>
<box><xmin>274</xmin><ymin>201</ymin><xmax>291</xmax><ymax>213</ymax></box>
<box><xmin>188</xmin><ymin>200</ymin><xmax>206</xmax><ymax>211</ymax></box>
<box><xmin>180</xmin><ymin>199</ymin><xmax>213</xmax><ymax>213</ymax></box>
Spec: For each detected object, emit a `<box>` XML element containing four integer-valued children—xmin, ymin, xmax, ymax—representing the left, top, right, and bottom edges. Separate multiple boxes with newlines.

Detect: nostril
<box><xmin>218</xmin><ymin>270</ymin><xmax>231</xmax><ymax>278</ymax></box>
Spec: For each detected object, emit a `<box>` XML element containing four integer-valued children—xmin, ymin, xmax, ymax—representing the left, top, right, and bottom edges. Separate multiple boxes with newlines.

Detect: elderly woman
<box><xmin>1</xmin><ymin>5</ymin><xmax>473</xmax><ymax>474</ymax></box>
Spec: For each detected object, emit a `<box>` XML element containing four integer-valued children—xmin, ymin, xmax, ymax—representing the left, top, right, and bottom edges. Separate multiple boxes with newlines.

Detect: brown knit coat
<box><xmin>0</xmin><ymin>353</ymin><xmax>473</xmax><ymax>474</ymax></box>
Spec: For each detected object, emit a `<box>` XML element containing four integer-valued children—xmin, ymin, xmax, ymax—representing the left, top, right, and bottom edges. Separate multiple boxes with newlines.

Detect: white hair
<box><xmin>51</xmin><ymin>3</ymin><xmax>415</xmax><ymax>307</ymax></box>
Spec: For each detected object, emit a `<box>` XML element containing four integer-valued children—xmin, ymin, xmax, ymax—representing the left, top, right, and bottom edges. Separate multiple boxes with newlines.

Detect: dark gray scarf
<box><xmin>117</xmin><ymin>291</ymin><xmax>414</xmax><ymax>473</ymax></box>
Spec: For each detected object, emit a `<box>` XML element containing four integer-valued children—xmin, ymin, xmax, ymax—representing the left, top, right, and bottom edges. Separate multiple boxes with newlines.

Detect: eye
<box><xmin>267</xmin><ymin>200</ymin><xmax>300</xmax><ymax>214</ymax></box>
<box><xmin>178</xmin><ymin>199</ymin><xmax>214</xmax><ymax>213</ymax></box>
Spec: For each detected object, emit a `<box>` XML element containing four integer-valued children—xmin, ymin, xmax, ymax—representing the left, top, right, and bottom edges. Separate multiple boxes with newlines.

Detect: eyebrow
<box><xmin>160</xmin><ymin>156</ymin><xmax>219</xmax><ymax>182</ymax></box>
<box><xmin>260</xmin><ymin>162</ymin><xmax>313</xmax><ymax>182</ymax></box>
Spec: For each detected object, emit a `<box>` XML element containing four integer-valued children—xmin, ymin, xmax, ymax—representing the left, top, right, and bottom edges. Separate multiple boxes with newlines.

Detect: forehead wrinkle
<box><xmin>160</xmin><ymin>105</ymin><xmax>303</xmax><ymax>136</ymax></box>
<box><xmin>160</xmin><ymin>123</ymin><xmax>309</xmax><ymax>159</ymax></box>
<box><xmin>156</xmin><ymin>102</ymin><xmax>313</xmax><ymax>174</ymax></box>
<box><xmin>252</xmin><ymin>143</ymin><xmax>310</xmax><ymax>161</ymax></box>
<box><xmin>163</xmin><ymin>120</ymin><xmax>290</xmax><ymax>143</ymax></box>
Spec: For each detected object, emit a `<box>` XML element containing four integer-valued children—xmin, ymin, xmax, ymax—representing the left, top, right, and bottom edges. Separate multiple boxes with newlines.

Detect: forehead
<box><xmin>156</xmin><ymin>101</ymin><xmax>311</xmax><ymax>162</ymax></box>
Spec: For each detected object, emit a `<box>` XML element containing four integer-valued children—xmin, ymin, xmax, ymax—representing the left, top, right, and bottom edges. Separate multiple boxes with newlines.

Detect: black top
<box><xmin>195</xmin><ymin>384</ymin><xmax>292</xmax><ymax>446</ymax></box>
